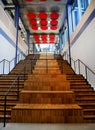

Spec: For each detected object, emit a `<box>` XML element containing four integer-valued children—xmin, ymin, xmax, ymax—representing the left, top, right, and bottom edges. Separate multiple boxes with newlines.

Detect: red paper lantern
<box><xmin>40</xmin><ymin>20</ymin><xmax>48</xmax><ymax>25</ymax></box>
<box><xmin>41</xmin><ymin>34</ymin><xmax>47</xmax><ymax>39</ymax></box>
<box><xmin>30</xmin><ymin>19</ymin><xmax>37</xmax><ymax>25</ymax></box>
<box><xmin>39</xmin><ymin>12</ymin><xmax>48</xmax><ymax>19</ymax></box>
<box><xmin>36</xmin><ymin>42</ymin><xmax>41</xmax><ymax>44</ymax></box>
<box><xmin>50</xmin><ymin>20</ymin><xmax>58</xmax><ymax>25</ymax></box>
<box><xmin>42</xmin><ymin>42</ymin><xmax>48</xmax><ymax>44</ymax></box>
<box><xmin>41</xmin><ymin>26</ymin><xmax>48</xmax><ymax>30</ymax></box>
<box><xmin>50</xmin><ymin>41</ymin><xmax>55</xmax><ymax>44</ymax></box>
<box><xmin>49</xmin><ymin>35</ymin><xmax>55</xmax><ymax>39</ymax></box>
<box><xmin>50</xmin><ymin>12</ymin><xmax>59</xmax><ymax>19</ymax></box>
<box><xmin>54</xmin><ymin>0</ymin><xmax>60</xmax><ymax>1</ymax></box>
<box><xmin>27</xmin><ymin>12</ymin><xmax>36</xmax><ymax>19</ymax></box>
<box><xmin>40</xmin><ymin>0</ymin><xmax>46</xmax><ymax>1</ymax></box>
<box><xmin>26</xmin><ymin>0</ymin><xmax>32</xmax><ymax>2</ymax></box>
<box><xmin>50</xmin><ymin>26</ymin><xmax>57</xmax><ymax>30</ymax></box>
<box><xmin>33</xmin><ymin>35</ymin><xmax>40</xmax><ymax>41</ymax></box>
<box><xmin>32</xmin><ymin>25</ymin><xmax>38</xmax><ymax>30</ymax></box>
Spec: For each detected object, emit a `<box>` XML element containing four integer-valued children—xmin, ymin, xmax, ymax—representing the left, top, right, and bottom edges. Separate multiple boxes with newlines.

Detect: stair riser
<box><xmin>24</xmin><ymin>85</ymin><xmax>70</xmax><ymax>91</ymax></box>
<box><xmin>0</xmin><ymin>87</ymin><xmax>23</xmax><ymax>91</ymax></box>
<box><xmin>0</xmin><ymin>105</ymin><xmax>15</xmax><ymax>109</ymax></box>
<box><xmin>12</xmin><ymin>109</ymin><xmax>83</xmax><ymax>123</ymax></box>
<box><xmin>0</xmin><ymin>111</ymin><xmax>11</xmax><ymax>115</ymax></box>
<box><xmin>83</xmin><ymin>119</ymin><xmax>95</xmax><ymax>123</ymax></box>
<box><xmin>0</xmin><ymin>118</ymin><xmax>11</xmax><ymax>123</ymax></box>
<box><xmin>79</xmin><ymin>105</ymin><xmax>95</xmax><ymax>109</ymax></box>
<box><xmin>76</xmin><ymin>96</ymin><xmax>95</xmax><ymax>99</ymax></box>
<box><xmin>74</xmin><ymin>92</ymin><xmax>95</xmax><ymax>94</ymax></box>
<box><xmin>0</xmin><ymin>91</ymin><xmax>21</xmax><ymax>95</ymax></box>
<box><xmin>19</xmin><ymin>93</ymin><xmax>75</xmax><ymax>104</ymax></box>
<box><xmin>77</xmin><ymin>100</ymin><xmax>95</xmax><ymax>103</ymax></box>
<box><xmin>84</xmin><ymin>111</ymin><xmax>95</xmax><ymax>115</ymax></box>
<box><xmin>71</xmin><ymin>87</ymin><xmax>92</xmax><ymax>90</ymax></box>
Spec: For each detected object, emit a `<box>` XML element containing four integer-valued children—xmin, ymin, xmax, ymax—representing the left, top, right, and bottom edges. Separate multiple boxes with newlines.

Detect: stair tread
<box><xmin>79</xmin><ymin>103</ymin><xmax>95</xmax><ymax>105</ymax></box>
<box><xmin>13</xmin><ymin>104</ymin><xmax>82</xmax><ymax>109</ymax></box>
<box><xmin>75</xmin><ymin>93</ymin><xmax>95</xmax><ymax>95</ymax></box>
<box><xmin>0</xmin><ymin>115</ymin><xmax>11</xmax><ymax>118</ymax></box>
<box><xmin>0</xmin><ymin>97</ymin><xmax>18</xmax><ymax>100</ymax></box>
<box><xmin>0</xmin><ymin>108</ymin><xmax>11</xmax><ymax>111</ymax></box>
<box><xmin>21</xmin><ymin>90</ymin><xmax>74</xmax><ymax>93</ymax></box>
<box><xmin>83</xmin><ymin>109</ymin><xmax>95</xmax><ymax>111</ymax></box>
<box><xmin>0</xmin><ymin>103</ymin><xmax>16</xmax><ymax>106</ymax></box>
<box><xmin>84</xmin><ymin>115</ymin><xmax>95</xmax><ymax>118</ymax></box>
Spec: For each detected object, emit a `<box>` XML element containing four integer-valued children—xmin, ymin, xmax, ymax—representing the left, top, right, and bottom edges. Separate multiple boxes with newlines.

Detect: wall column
<box><xmin>59</xmin><ymin>32</ymin><xmax>63</xmax><ymax>53</ymax></box>
<box><xmin>26</xmin><ymin>30</ymin><xmax>30</xmax><ymax>55</ymax></box>
<box><xmin>66</xmin><ymin>4</ymin><xmax>71</xmax><ymax>65</ymax></box>
<box><xmin>14</xmin><ymin>5</ymin><xmax>19</xmax><ymax>65</ymax></box>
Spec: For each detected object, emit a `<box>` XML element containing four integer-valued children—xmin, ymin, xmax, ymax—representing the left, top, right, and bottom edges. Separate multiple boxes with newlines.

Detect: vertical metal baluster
<box><xmin>78</xmin><ymin>60</ymin><xmax>80</xmax><ymax>74</ymax></box>
<box><xmin>17</xmin><ymin>76</ymin><xmax>19</xmax><ymax>99</ymax></box>
<box><xmin>4</xmin><ymin>95</ymin><xmax>6</xmax><ymax>127</ymax></box>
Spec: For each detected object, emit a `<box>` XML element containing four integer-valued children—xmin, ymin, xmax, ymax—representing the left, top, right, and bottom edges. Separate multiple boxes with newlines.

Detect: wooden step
<box><xmin>11</xmin><ymin>104</ymin><xmax>83</xmax><ymax>123</ymax></box>
<box><xmin>0</xmin><ymin>90</ymin><xmax>22</xmax><ymax>95</ymax></box>
<box><xmin>66</xmin><ymin>74</ymin><xmax>84</xmax><ymax>79</ymax></box>
<box><xmin>0</xmin><ymin>115</ymin><xmax>11</xmax><ymax>122</ymax></box>
<box><xmin>83</xmin><ymin>115</ymin><xmax>95</xmax><ymax>123</ymax></box>
<box><xmin>78</xmin><ymin>103</ymin><xmax>95</xmax><ymax>109</ymax></box>
<box><xmin>76</xmin><ymin>98</ymin><xmax>95</xmax><ymax>103</ymax></box>
<box><xmin>72</xmin><ymin>90</ymin><xmax>94</xmax><ymax>94</ymax></box>
<box><xmin>0</xmin><ymin>108</ymin><xmax>11</xmax><ymax>115</ymax></box>
<box><xmin>24</xmin><ymin>84</ymin><xmax>70</xmax><ymax>91</ymax></box>
<box><xmin>70</xmin><ymin>85</ymin><xmax>91</xmax><ymax>89</ymax></box>
<box><xmin>24</xmin><ymin>82</ymin><xmax>70</xmax><ymax>91</ymax></box>
<box><xmin>19</xmin><ymin>91</ymin><xmax>75</xmax><ymax>104</ymax></box>
<box><xmin>83</xmin><ymin>109</ymin><xmax>95</xmax><ymax>115</ymax></box>
<box><xmin>0</xmin><ymin>103</ymin><xmax>16</xmax><ymax>109</ymax></box>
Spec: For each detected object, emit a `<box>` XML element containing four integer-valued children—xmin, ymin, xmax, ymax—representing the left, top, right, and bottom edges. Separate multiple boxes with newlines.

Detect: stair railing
<box><xmin>3</xmin><ymin>54</ymin><xmax>38</xmax><ymax>127</ymax></box>
<box><xmin>0</xmin><ymin>52</ymin><xmax>26</xmax><ymax>75</ymax></box>
<box><xmin>63</xmin><ymin>53</ymin><xmax>95</xmax><ymax>88</ymax></box>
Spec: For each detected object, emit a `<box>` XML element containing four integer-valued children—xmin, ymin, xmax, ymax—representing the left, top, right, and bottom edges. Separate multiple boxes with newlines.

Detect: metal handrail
<box><xmin>3</xmin><ymin>54</ymin><xmax>38</xmax><ymax>127</ymax></box>
<box><xmin>63</xmin><ymin>53</ymin><xmax>95</xmax><ymax>85</ymax></box>
<box><xmin>0</xmin><ymin>52</ymin><xmax>26</xmax><ymax>74</ymax></box>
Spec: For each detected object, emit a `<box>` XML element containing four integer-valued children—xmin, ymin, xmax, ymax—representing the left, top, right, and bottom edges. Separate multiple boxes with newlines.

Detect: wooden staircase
<box><xmin>0</xmin><ymin>54</ymin><xmax>36</xmax><ymax>122</ymax></box>
<box><xmin>0</xmin><ymin>53</ymin><xmax>95</xmax><ymax>123</ymax></box>
<box><xmin>11</xmin><ymin>53</ymin><xmax>83</xmax><ymax>123</ymax></box>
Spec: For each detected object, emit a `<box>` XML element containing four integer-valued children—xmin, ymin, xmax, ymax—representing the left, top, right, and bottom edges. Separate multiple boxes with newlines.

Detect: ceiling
<box><xmin>1</xmin><ymin>0</ymin><xmax>68</xmax><ymax>46</ymax></box>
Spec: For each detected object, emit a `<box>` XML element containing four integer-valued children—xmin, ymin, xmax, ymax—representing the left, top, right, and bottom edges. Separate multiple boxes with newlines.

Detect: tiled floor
<box><xmin>0</xmin><ymin>123</ymin><xmax>95</xmax><ymax>130</ymax></box>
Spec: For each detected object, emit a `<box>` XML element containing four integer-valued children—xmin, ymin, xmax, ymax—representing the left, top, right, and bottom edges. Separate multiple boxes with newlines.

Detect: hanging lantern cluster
<box><xmin>27</xmin><ymin>11</ymin><xmax>59</xmax><ymax>30</ymax></box>
<box><xmin>33</xmin><ymin>34</ymin><xmax>56</xmax><ymax>44</ymax></box>
<box><xmin>26</xmin><ymin>0</ymin><xmax>60</xmax><ymax>2</ymax></box>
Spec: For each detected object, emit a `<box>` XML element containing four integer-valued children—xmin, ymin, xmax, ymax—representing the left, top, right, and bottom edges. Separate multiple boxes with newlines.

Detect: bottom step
<box><xmin>0</xmin><ymin>115</ymin><xmax>11</xmax><ymax>122</ymax></box>
<box><xmin>11</xmin><ymin>104</ymin><xmax>83</xmax><ymax>123</ymax></box>
<box><xmin>84</xmin><ymin>115</ymin><xmax>95</xmax><ymax>123</ymax></box>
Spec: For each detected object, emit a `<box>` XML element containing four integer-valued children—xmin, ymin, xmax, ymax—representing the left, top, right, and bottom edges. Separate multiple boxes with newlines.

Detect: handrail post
<box><xmin>85</xmin><ymin>66</ymin><xmax>88</xmax><ymax>80</ymax></box>
<box><xmin>3</xmin><ymin>59</ymin><xmax>5</xmax><ymax>74</ymax></box>
<box><xmin>17</xmin><ymin>76</ymin><xmax>20</xmax><ymax>99</ymax></box>
<box><xmin>24</xmin><ymin>66</ymin><xmax>26</xmax><ymax>80</ymax></box>
<box><xmin>46</xmin><ymin>51</ymin><xmax>48</xmax><ymax>73</ymax></box>
<box><xmin>74</xmin><ymin>61</ymin><xmax>76</xmax><ymax>73</ymax></box>
<box><xmin>9</xmin><ymin>61</ymin><xmax>10</xmax><ymax>73</ymax></box>
<box><xmin>78</xmin><ymin>59</ymin><xmax>80</xmax><ymax>74</ymax></box>
<box><xmin>31</xmin><ymin>59</ymin><xmax>33</xmax><ymax>74</ymax></box>
<box><xmin>4</xmin><ymin>95</ymin><xmax>6</xmax><ymax>127</ymax></box>
<box><xmin>61</xmin><ymin>60</ymin><xmax>63</xmax><ymax>74</ymax></box>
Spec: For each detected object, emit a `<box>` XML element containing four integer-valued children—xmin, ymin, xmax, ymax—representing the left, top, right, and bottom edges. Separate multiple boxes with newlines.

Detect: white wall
<box><xmin>62</xmin><ymin>0</ymin><xmax>95</xmax><ymax>88</ymax></box>
<box><xmin>0</xmin><ymin>5</ymin><xmax>28</xmax><ymax>62</ymax></box>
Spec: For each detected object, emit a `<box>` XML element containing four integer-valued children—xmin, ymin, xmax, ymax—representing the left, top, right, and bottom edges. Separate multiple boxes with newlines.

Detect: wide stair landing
<box><xmin>11</xmin><ymin>53</ymin><xmax>83</xmax><ymax>123</ymax></box>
